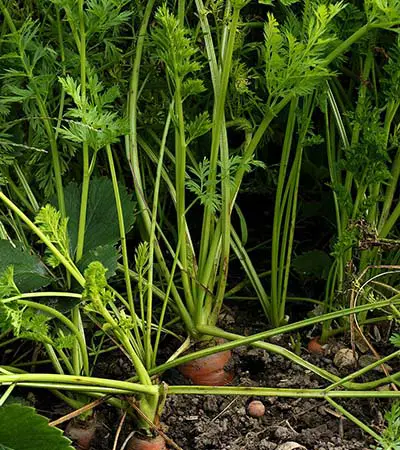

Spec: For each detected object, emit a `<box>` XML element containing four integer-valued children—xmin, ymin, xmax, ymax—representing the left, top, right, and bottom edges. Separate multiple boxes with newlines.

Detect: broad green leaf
<box><xmin>77</xmin><ymin>244</ymin><xmax>119</xmax><ymax>279</ymax></box>
<box><xmin>0</xmin><ymin>404</ymin><xmax>74</xmax><ymax>450</ymax></box>
<box><xmin>0</xmin><ymin>241</ymin><xmax>51</xmax><ymax>292</ymax></box>
<box><xmin>63</xmin><ymin>177</ymin><xmax>135</xmax><ymax>255</ymax></box>
<box><xmin>292</xmin><ymin>250</ymin><xmax>332</xmax><ymax>279</ymax></box>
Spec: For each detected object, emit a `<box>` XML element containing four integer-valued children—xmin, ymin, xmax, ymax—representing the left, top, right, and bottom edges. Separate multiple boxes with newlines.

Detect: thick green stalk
<box><xmin>194</xmin><ymin>0</ymin><xmax>219</xmax><ymax>92</ymax></box>
<box><xmin>168</xmin><ymin>386</ymin><xmax>400</xmax><ymax>398</ymax></box>
<box><xmin>0</xmin><ymin>384</ymin><xmax>15</xmax><ymax>406</ymax></box>
<box><xmin>75</xmin><ymin>144</ymin><xmax>89</xmax><ymax>262</ymax></box>
<box><xmin>44</xmin><ymin>343</ymin><xmax>67</xmax><ymax>375</ymax></box>
<box><xmin>197</xmin><ymin>4</ymin><xmax>241</xmax><ymax>278</ymax></box>
<box><xmin>197</xmin><ymin>220</ymin><xmax>222</xmax><ymax>318</ymax></box>
<box><xmin>270</xmin><ymin>98</ymin><xmax>297</xmax><ymax>326</ymax></box>
<box><xmin>324</xmin><ymin>23</ymin><xmax>379</xmax><ymax>66</ymax></box>
<box><xmin>146</xmin><ymin>109</ymin><xmax>173</xmax><ymax>368</ymax></box>
<box><xmin>0</xmin><ymin>373</ymin><xmax>158</xmax><ymax>396</ymax></box>
<box><xmin>2</xmin><ymin>292</ymin><xmax>82</xmax><ymax>304</ymax></box>
<box><xmin>71</xmin><ymin>0</ymin><xmax>90</xmax><ymax>378</ymax></box>
<box><xmin>127</xmin><ymin>0</ymin><xmax>195</xmax><ymax>336</ymax></box>
<box><xmin>211</xmin><ymin>126</ymin><xmax>231</xmax><ymax>323</ymax></box>
<box><xmin>174</xmin><ymin>79</ymin><xmax>195</xmax><ymax>315</ymax></box>
<box><xmin>231</xmin><ymin>96</ymin><xmax>292</xmax><ymax>202</ymax></box>
<box><xmin>75</xmin><ymin>0</ymin><xmax>89</xmax><ymax>262</ymax></box>
<box><xmin>8</xmin><ymin>376</ymin><xmax>398</xmax><ymax>401</ymax></box>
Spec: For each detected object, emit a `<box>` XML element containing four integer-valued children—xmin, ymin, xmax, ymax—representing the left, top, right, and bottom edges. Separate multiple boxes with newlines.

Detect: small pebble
<box><xmin>333</xmin><ymin>348</ymin><xmax>356</xmax><ymax>368</ymax></box>
<box><xmin>247</xmin><ymin>400</ymin><xmax>265</xmax><ymax>417</ymax></box>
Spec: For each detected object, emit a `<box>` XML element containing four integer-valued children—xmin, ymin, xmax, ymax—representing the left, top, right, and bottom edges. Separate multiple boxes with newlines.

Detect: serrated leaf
<box><xmin>390</xmin><ymin>334</ymin><xmax>400</xmax><ymax>347</ymax></box>
<box><xmin>62</xmin><ymin>178</ymin><xmax>135</xmax><ymax>256</ymax></box>
<box><xmin>35</xmin><ymin>205</ymin><xmax>71</xmax><ymax>268</ymax></box>
<box><xmin>0</xmin><ymin>404</ymin><xmax>74</xmax><ymax>450</ymax></box>
<box><xmin>0</xmin><ymin>241</ymin><xmax>51</xmax><ymax>292</ymax></box>
<box><xmin>185</xmin><ymin>112</ymin><xmax>211</xmax><ymax>144</ymax></box>
<box><xmin>77</xmin><ymin>244</ymin><xmax>119</xmax><ymax>279</ymax></box>
<box><xmin>292</xmin><ymin>250</ymin><xmax>332</xmax><ymax>279</ymax></box>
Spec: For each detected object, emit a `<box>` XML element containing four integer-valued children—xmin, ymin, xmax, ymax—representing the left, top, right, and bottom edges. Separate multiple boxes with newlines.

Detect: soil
<box><xmin>33</xmin><ymin>303</ymin><xmax>394</xmax><ymax>450</ymax></box>
<box><xmin>161</xmin><ymin>346</ymin><xmax>378</xmax><ymax>450</ymax></box>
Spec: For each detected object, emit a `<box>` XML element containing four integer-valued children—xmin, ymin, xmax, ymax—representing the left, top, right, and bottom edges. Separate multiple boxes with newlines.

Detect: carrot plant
<box><xmin>0</xmin><ymin>0</ymin><xmax>400</xmax><ymax>446</ymax></box>
<box><xmin>229</xmin><ymin>0</ymin><xmax>400</xmax><ymax>329</ymax></box>
<box><xmin>320</xmin><ymin>0</ymin><xmax>400</xmax><ymax>340</ymax></box>
<box><xmin>125</xmin><ymin>0</ymin><xmax>358</xmax><ymax>334</ymax></box>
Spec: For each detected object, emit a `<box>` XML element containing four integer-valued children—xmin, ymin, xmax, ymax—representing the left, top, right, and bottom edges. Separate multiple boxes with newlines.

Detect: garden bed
<box><xmin>64</xmin><ymin>303</ymin><xmax>393</xmax><ymax>450</ymax></box>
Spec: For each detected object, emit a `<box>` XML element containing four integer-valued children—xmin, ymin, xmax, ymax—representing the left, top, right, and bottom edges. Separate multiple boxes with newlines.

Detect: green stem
<box><xmin>0</xmin><ymin>0</ymin><xmax>66</xmax><ymax>217</ymax></box>
<box><xmin>0</xmin><ymin>192</ymin><xmax>85</xmax><ymax>285</ymax></box>
<box><xmin>138</xmin><ymin>298</ymin><xmax>400</xmax><ymax>391</ymax></box>
<box><xmin>230</xmin><ymin>227</ymin><xmax>270</xmax><ymax>318</ymax></box>
<box><xmin>325</xmin><ymin>350</ymin><xmax>400</xmax><ymax>392</ymax></box>
<box><xmin>325</xmin><ymin>397</ymin><xmax>382</xmax><ymax>442</ymax></box>
<box><xmin>197</xmin><ymin>4</ymin><xmax>241</xmax><ymax>284</ymax></box>
<box><xmin>381</xmin><ymin>202</ymin><xmax>400</xmax><ymax>238</ymax></box>
<box><xmin>146</xmin><ymin>108</ymin><xmax>173</xmax><ymax>368</ymax></box>
<box><xmin>271</xmin><ymin>98</ymin><xmax>297</xmax><ymax>326</ymax></box>
<box><xmin>231</xmin><ymin>96</ymin><xmax>292</xmax><ymax>201</ymax></box>
<box><xmin>174</xmin><ymin>78</ymin><xmax>195</xmax><ymax>316</ymax></box>
<box><xmin>324</xmin><ymin>22</ymin><xmax>399</xmax><ymax>66</ymax></box>
<box><xmin>127</xmin><ymin>0</ymin><xmax>195</xmax><ymax>337</ymax></box>
<box><xmin>14</xmin><ymin>164</ymin><xmax>39</xmax><ymax>212</ymax></box>
<box><xmin>0</xmin><ymin>384</ymin><xmax>15</xmax><ymax>406</ymax></box>
<box><xmin>168</xmin><ymin>385</ymin><xmax>400</xmax><ymax>398</ymax></box>
<box><xmin>106</xmin><ymin>144</ymin><xmax>142</xmax><ymax>351</ymax></box>
<box><xmin>75</xmin><ymin>0</ymin><xmax>89</xmax><ymax>262</ymax></box>
<box><xmin>15</xmin><ymin>299</ymin><xmax>89</xmax><ymax>375</ymax></box>
<box><xmin>0</xmin><ymin>373</ymin><xmax>157</xmax><ymax>396</ymax></box>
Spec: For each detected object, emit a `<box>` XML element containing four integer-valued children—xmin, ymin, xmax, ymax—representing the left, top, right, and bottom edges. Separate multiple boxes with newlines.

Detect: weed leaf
<box><xmin>0</xmin><ymin>404</ymin><xmax>74</xmax><ymax>450</ymax></box>
<box><xmin>0</xmin><ymin>241</ymin><xmax>51</xmax><ymax>291</ymax></box>
<box><xmin>63</xmin><ymin>177</ymin><xmax>135</xmax><ymax>256</ymax></box>
<box><xmin>77</xmin><ymin>243</ymin><xmax>119</xmax><ymax>278</ymax></box>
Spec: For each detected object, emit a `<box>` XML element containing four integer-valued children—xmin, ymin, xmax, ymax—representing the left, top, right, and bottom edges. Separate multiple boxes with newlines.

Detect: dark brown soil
<box><xmin>85</xmin><ymin>338</ymin><xmax>385</xmax><ymax>450</ymax></box>
<box><xmin>161</xmin><ymin>345</ymin><xmax>379</xmax><ymax>450</ymax></box>
<box><xmin>43</xmin><ymin>304</ymin><xmax>393</xmax><ymax>450</ymax></box>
